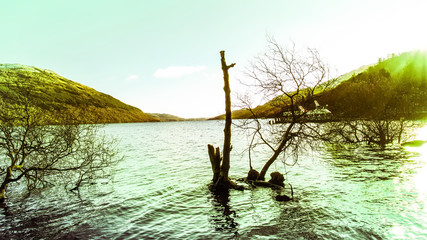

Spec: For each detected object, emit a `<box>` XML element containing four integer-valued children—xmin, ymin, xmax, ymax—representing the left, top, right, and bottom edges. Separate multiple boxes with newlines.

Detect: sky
<box><xmin>1</xmin><ymin>0</ymin><xmax>427</xmax><ymax>118</ymax></box>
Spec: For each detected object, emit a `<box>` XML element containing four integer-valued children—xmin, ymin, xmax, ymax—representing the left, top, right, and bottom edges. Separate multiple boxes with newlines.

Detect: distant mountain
<box><xmin>0</xmin><ymin>64</ymin><xmax>160</xmax><ymax>123</ymax></box>
<box><xmin>148</xmin><ymin>113</ymin><xmax>186</xmax><ymax>122</ymax></box>
<box><xmin>148</xmin><ymin>113</ymin><xmax>207</xmax><ymax>122</ymax></box>
<box><xmin>212</xmin><ymin>50</ymin><xmax>427</xmax><ymax>120</ymax></box>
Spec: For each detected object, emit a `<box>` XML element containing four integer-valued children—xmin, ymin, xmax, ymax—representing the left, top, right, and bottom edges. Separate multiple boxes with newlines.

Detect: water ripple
<box><xmin>1</xmin><ymin>121</ymin><xmax>427</xmax><ymax>239</ymax></box>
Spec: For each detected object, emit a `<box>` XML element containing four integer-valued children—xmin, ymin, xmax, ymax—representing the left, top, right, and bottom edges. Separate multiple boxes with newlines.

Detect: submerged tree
<box><xmin>0</xmin><ymin>79</ymin><xmax>119</xmax><ymax>203</ymax></box>
<box><xmin>320</xmin><ymin>67</ymin><xmax>416</xmax><ymax>148</ymax></box>
<box><xmin>321</xmin><ymin>119</ymin><xmax>411</xmax><ymax>148</ymax></box>
<box><xmin>208</xmin><ymin>51</ymin><xmax>242</xmax><ymax>191</ymax></box>
<box><xmin>239</xmin><ymin>37</ymin><xmax>333</xmax><ymax>180</ymax></box>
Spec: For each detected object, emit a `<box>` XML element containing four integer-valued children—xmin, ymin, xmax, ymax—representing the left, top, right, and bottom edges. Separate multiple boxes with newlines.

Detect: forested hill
<box><xmin>320</xmin><ymin>51</ymin><xmax>427</xmax><ymax>118</ymax></box>
<box><xmin>215</xmin><ymin>50</ymin><xmax>427</xmax><ymax>120</ymax></box>
<box><xmin>0</xmin><ymin>64</ymin><xmax>160</xmax><ymax>123</ymax></box>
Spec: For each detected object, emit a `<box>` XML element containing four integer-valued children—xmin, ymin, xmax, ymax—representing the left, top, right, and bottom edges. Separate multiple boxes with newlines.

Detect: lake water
<box><xmin>1</xmin><ymin>120</ymin><xmax>427</xmax><ymax>239</ymax></box>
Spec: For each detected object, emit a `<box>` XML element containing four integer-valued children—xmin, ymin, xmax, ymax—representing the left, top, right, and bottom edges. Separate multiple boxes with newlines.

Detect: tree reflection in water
<box><xmin>0</xmin><ymin>202</ymin><xmax>9</xmax><ymax>217</ymax></box>
<box><xmin>208</xmin><ymin>189</ymin><xmax>239</xmax><ymax>238</ymax></box>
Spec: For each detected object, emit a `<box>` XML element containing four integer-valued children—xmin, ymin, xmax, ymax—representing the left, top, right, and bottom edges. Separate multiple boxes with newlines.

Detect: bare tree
<box><xmin>239</xmin><ymin>37</ymin><xmax>333</xmax><ymax>180</ymax></box>
<box><xmin>208</xmin><ymin>51</ymin><xmax>243</xmax><ymax>191</ymax></box>
<box><xmin>0</xmin><ymin>79</ymin><xmax>119</xmax><ymax>203</ymax></box>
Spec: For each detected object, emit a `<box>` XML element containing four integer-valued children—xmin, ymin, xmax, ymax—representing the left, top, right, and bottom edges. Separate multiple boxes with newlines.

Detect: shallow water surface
<box><xmin>1</xmin><ymin>121</ymin><xmax>427</xmax><ymax>239</ymax></box>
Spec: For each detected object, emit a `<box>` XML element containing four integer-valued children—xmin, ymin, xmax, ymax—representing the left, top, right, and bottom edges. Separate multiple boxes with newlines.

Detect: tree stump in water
<box><xmin>208</xmin><ymin>144</ymin><xmax>222</xmax><ymax>183</ymax></box>
<box><xmin>208</xmin><ymin>144</ymin><xmax>244</xmax><ymax>191</ymax></box>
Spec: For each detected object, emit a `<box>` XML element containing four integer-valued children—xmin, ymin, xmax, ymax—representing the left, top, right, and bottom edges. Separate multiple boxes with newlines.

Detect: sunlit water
<box><xmin>1</xmin><ymin>121</ymin><xmax>427</xmax><ymax>239</ymax></box>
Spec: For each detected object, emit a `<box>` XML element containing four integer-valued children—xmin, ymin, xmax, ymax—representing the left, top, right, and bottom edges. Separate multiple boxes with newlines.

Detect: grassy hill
<box><xmin>0</xmin><ymin>64</ymin><xmax>160</xmax><ymax>124</ymax></box>
<box><xmin>213</xmin><ymin>50</ymin><xmax>427</xmax><ymax>120</ymax></box>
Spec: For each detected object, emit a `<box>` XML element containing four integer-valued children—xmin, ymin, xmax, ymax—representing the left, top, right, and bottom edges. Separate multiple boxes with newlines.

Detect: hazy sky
<box><xmin>2</xmin><ymin>0</ymin><xmax>427</xmax><ymax>118</ymax></box>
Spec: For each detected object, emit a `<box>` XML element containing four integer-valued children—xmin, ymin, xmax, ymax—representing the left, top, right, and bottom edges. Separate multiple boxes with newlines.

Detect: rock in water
<box><xmin>247</xmin><ymin>169</ymin><xmax>260</xmax><ymax>181</ymax></box>
<box><xmin>268</xmin><ymin>171</ymin><xmax>285</xmax><ymax>187</ymax></box>
<box><xmin>275</xmin><ymin>194</ymin><xmax>292</xmax><ymax>201</ymax></box>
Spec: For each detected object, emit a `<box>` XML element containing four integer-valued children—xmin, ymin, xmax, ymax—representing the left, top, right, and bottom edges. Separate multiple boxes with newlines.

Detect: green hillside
<box><xmin>0</xmin><ymin>64</ymin><xmax>159</xmax><ymax>124</ymax></box>
<box><xmin>320</xmin><ymin>51</ymin><xmax>427</xmax><ymax>119</ymax></box>
<box><xmin>215</xmin><ymin>50</ymin><xmax>427</xmax><ymax>120</ymax></box>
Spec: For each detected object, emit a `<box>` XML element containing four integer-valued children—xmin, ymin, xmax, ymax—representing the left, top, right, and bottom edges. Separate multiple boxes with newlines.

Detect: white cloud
<box><xmin>153</xmin><ymin>66</ymin><xmax>206</xmax><ymax>79</ymax></box>
<box><xmin>126</xmin><ymin>74</ymin><xmax>139</xmax><ymax>81</ymax></box>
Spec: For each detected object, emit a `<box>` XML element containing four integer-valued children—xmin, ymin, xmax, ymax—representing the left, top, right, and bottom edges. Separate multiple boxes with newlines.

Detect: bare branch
<box><xmin>238</xmin><ymin>37</ymin><xmax>332</xmax><ymax>180</ymax></box>
<box><xmin>0</xmin><ymin>79</ymin><xmax>119</xmax><ymax>201</ymax></box>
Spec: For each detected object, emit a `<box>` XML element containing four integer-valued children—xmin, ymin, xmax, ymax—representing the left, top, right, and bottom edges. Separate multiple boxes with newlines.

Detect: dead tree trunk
<box><xmin>208</xmin><ymin>144</ymin><xmax>221</xmax><ymax>182</ymax></box>
<box><xmin>207</xmin><ymin>51</ymin><xmax>242</xmax><ymax>191</ymax></box>
<box><xmin>220</xmin><ymin>50</ymin><xmax>235</xmax><ymax>182</ymax></box>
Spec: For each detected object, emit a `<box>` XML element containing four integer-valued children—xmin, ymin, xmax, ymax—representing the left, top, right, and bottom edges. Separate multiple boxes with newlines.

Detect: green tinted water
<box><xmin>1</xmin><ymin>121</ymin><xmax>426</xmax><ymax>239</ymax></box>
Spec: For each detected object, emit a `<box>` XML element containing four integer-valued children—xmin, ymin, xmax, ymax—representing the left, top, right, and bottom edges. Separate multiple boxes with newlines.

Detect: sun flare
<box><xmin>408</xmin><ymin>124</ymin><xmax>427</xmax><ymax>196</ymax></box>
